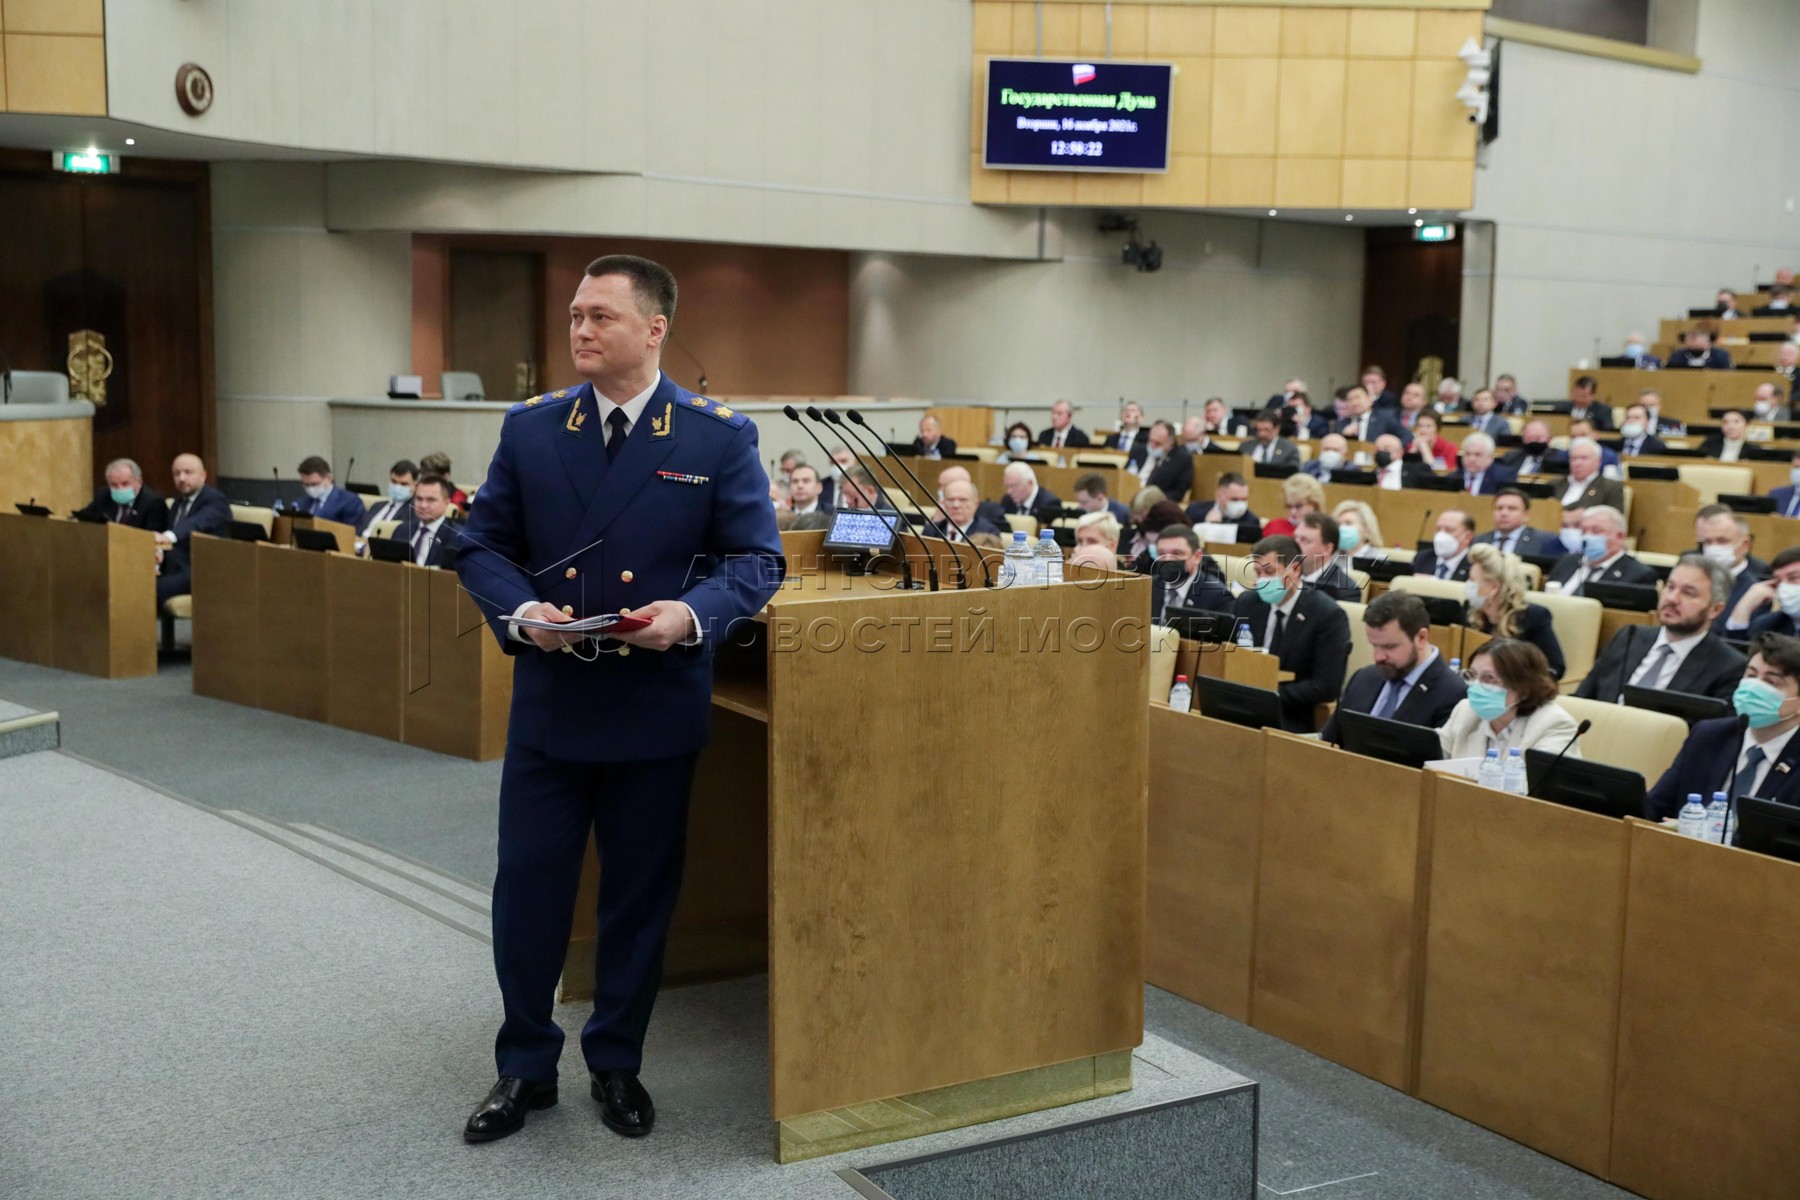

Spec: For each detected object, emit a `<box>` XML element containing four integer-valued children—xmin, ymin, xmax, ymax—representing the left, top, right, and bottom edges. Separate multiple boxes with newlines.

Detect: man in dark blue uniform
<box><xmin>455</xmin><ymin>256</ymin><xmax>784</xmax><ymax>1143</ymax></box>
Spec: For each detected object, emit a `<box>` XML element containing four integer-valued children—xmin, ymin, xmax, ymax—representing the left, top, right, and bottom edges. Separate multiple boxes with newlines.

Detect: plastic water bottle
<box><xmin>1036</xmin><ymin>530</ymin><xmax>1063</xmax><ymax>585</ymax></box>
<box><xmin>1477</xmin><ymin>748</ymin><xmax>1503</xmax><ymax>790</ymax></box>
<box><xmin>1168</xmin><ymin>674</ymin><xmax>1192</xmax><ymax>711</ymax></box>
<box><xmin>1235</xmin><ymin>621</ymin><xmax>1255</xmax><ymax>650</ymax></box>
<box><xmin>1677</xmin><ymin>794</ymin><xmax>1708</xmax><ymax>840</ymax></box>
<box><xmin>999</xmin><ymin>531</ymin><xmax>1033</xmax><ymax>588</ymax></box>
<box><xmin>1706</xmin><ymin>792</ymin><xmax>1729</xmax><ymax>844</ymax></box>
<box><xmin>1502</xmin><ymin>748</ymin><xmax>1528</xmax><ymax>795</ymax></box>
<box><xmin>1448</xmin><ymin>658</ymin><xmax>1461</xmax><ymax>676</ymax></box>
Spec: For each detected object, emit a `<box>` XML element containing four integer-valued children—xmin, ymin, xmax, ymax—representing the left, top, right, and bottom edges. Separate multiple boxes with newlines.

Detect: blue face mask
<box><xmin>1467</xmin><ymin>681</ymin><xmax>1512</xmax><ymax>721</ymax></box>
<box><xmin>110</xmin><ymin>486</ymin><xmax>136</xmax><ymax>506</ymax></box>
<box><xmin>389</xmin><ymin>483</ymin><xmax>413</xmax><ymax>503</ymax></box>
<box><xmin>1338</xmin><ymin>524</ymin><xmax>1361</xmax><ymax>552</ymax></box>
<box><xmin>1733</xmin><ymin>677</ymin><xmax>1790</xmax><ymax>729</ymax></box>
<box><xmin>1582</xmin><ymin>534</ymin><xmax>1607</xmax><ymax>562</ymax></box>
<box><xmin>1256</xmin><ymin>576</ymin><xmax>1288</xmax><ymax>607</ymax></box>
<box><xmin>1008</xmin><ymin>436</ymin><xmax>1029</xmax><ymax>454</ymax></box>
<box><xmin>1559</xmin><ymin>527</ymin><xmax>1584</xmax><ymax>552</ymax></box>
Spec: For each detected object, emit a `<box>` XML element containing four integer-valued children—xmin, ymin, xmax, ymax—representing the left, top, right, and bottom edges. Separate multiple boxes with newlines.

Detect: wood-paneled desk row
<box><xmin>1149</xmin><ymin>710</ymin><xmax>1800</xmax><ymax>1200</ymax></box>
<box><xmin>1568</xmin><ymin>366</ymin><xmax>1784</xmax><ymax>423</ymax></box>
<box><xmin>0</xmin><ymin>513</ymin><xmax>158</xmax><ymax>678</ymax></box>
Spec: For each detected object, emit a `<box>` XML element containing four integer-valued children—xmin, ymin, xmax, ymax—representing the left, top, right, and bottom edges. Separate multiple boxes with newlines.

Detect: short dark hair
<box><xmin>1251</xmin><ymin>534</ymin><xmax>1303</xmax><ymax>567</ymax></box>
<box><xmin>585</xmin><ymin>254</ymin><xmax>678</xmax><ymax>322</ymax></box>
<box><xmin>1254</xmin><ymin>411</ymin><xmax>1277</xmax><ymax>428</ymax></box>
<box><xmin>414</xmin><ymin>473</ymin><xmax>452</xmax><ymax>498</ymax></box>
<box><xmin>1492</xmin><ymin>486</ymin><xmax>1530</xmax><ymax>507</ymax></box>
<box><xmin>1750</xmin><ymin>632</ymin><xmax>1800</xmax><ymax>682</ymax></box>
<box><xmin>1073</xmin><ymin>471</ymin><xmax>1108</xmax><ymax>497</ymax></box>
<box><xmin>1574</xmin><ymin>374</ymin><xmax>1598</xmax><ymax>391</ymax></box>
<box><xmin>1696</xmin><ymin>502</ymin><xmax>1731</xmax><ymax>522</ymax></box>
<box><xmin>419</xmin><ymin>451</ymin><xmax>453</xmax><ymax>476</ymax></box>
<box><xmin>297</xmin><ymin>456</ymin><xmax>331</xmax><ymax>476</ymax></box>
<box><xmin>1156</xmin><ymin>525</ymin><xmax>1201</xmax><ymax>551</ymax></box>
<box><xmin>1299</xmin><ymin>510</ymin><xmax>1339</xmax><ymax>549</ymax></box>
<box><xmin>1365</xmin><ymin>590</ymin><xmax>1430</xmax><ymax>638</ymax></box>
<box><xmin>1448</xmin><ymin>510</ymin><xmax>1477</xmax><ymax>536</ymax></box>
<box><xmin>389</xmin><ymin>459</ymin><xmax>418</xmax><ymax>479</ymax></box>
<box><xmin>1691</xmin><ymin>324</ymin><xmax>1716</xmax><ymax>342</ymax></box>
<box><xmin>1151</xmin><ymin>419</ymin><xmax>1177</xmax><ymax>439</ymax></box>
<box><xmin>1469</xmin><ymin>637</ymin><xmax>1559</xmax><ymax>715</ymax></box>
<box><xmin>1720</xmin><ymin>407</ymin><xmax>1749</xmax><ymax>421</ymax></box>
<box><xmin>789</xmin><ymin>464</ymin><xmax>819</xmax><ymax>485</ymax></box>
<box><xmin>1217</xmin><ymin>471</ymin><xmax>1246</xmax><ymax>490</ymax></box>
<box><xmin>1772</xmin><ymin>546</ymin><xmax>1800</xmax><ymax>573</ymax></box>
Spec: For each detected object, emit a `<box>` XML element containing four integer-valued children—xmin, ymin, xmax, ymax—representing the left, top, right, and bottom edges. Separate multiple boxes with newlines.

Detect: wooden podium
<box><xmin>562</xmin><ymin>531</ymin><xmax>1151</xmax><ymax>1161</ymax></box>
<box><xmin>0</xmin><ymin>513</ymin><xmax>156</xmax><ymax>678</ymax></box>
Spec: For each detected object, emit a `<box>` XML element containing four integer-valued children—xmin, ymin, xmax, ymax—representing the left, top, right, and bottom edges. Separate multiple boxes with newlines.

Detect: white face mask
<box><xmin>1317</xmin><ymin>449</ymin><xmax>1344</xmax><ymax>471</ymax></box>
<box><xmin>1702</xmin><ymin>543</ymin><xmax>1738</xmax><ymax>568</ymax></box>
<box><xmin>304</xmin><ymin>482</ymin><xmax>331</xmax><ymax>501</ymax></box>
<box><xmin>1620</xmin><ymin>422</ymin><xmax>1645</xmax><ymax>441</ymax></box>
<box><xmin>1432</xmin><ymin>531</ymin><xmax>1461</xmax><ymax>559</ymax></box>
<box><xmin>1779</xmin><ymin>581</ymin><xmax>1800</xmax><ymax>618</ymax></box>
<box><xmin>1755</xmin><ymin>401</ymin><xmax>1774</xmax><ymax>417</ymax></box>
<box><xmin>1008</xmin><ymin>435</ymin><xmax>1029</xmax><ymax>454</ymax></box>
<box><xmin>1464</xmin><ymin>579</ymin><xmax>1483</xmax><ymax>605</ymax></box>
<box><xmin>388</xmin><ymin>483</ymin><xmax>413</xmax><ymax>503</ymax></box>
<box><xmin>1222</xmin><ymin>500</ymin><xmax>1248</xmax><ymax>520</ymax></box>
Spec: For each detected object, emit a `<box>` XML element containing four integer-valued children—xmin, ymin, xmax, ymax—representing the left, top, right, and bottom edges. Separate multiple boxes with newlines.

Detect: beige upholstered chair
<box><xmin>1339</xmin><ymin>601</ymin><xmax>1375</xmax><ymax>677</ymax></box>
<box><xmin>1528</xmin><ymin>591</ymin><xmax>1604</xmax><ymax>693</ymax></box>
<box><xmin>1677</xmin><ymin>464</ymin><xmax>1755</xmax><ymax>506</ymax></box>
<box><xmin>229</xmin><ymin>505</ymin><xmax>275</xmax><ymax>536</ymax></box>
<box><xmin>1559</xmin><ymin>696</ymin><xmax>1689</xmax><ymax>784</ymax></box>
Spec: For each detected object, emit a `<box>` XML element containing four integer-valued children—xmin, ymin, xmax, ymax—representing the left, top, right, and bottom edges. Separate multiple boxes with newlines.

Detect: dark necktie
<box><xmin>1271</xmin><ymin>610</ymin><xmax>1287</xmax><ymax>656</ymax></box>
<box><xmin>1436</xmin><ymin>562</ymin><xmax>1450</xmax><ymax>580</ymax></box>
<box><xmin>411</xmin><ymin>523</ymin><xmax>430</xmax><ymax>563</ymax></box>
<box><xmin>175</xmin><ymin>498</ymin><xmax>191</xmax><ymax>526</ymax></box>
<box><xmin>1500</xmin><ymin>531</ymin><xmax>1516</xmax><ymax>555</ymax></box>
<box><xmin>116</xmin><ymin>505</ymin><xmax>128</xmax><ymax>523</ymax></box>
<box><xmin>1734</xmin><ymin>745</ymin><xmax>1767</xmax><ymax>800</ymax></box>
<box><xmin>1372</xmin><ymin>678</ymin><xmax>1404</xmax><ymax>719</ymax></box>
<box><xmin>606</xmin><ymin>408</ymin><xmax>629</xmax><ymax>463</ymax></box>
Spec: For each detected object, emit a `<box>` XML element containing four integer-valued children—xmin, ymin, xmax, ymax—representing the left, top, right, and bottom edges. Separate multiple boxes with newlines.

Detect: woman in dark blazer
<box><xmin>1463</xmin><ymin>543</ymin><xmax>1566</xmax><ymax>679</ymax></box>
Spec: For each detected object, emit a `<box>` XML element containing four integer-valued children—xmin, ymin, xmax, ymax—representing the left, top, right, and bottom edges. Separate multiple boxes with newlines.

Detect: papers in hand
<box><xmin>502</xmin><ymin>611</ymin><xmax>652</xmax><ymax>635</ymax></box>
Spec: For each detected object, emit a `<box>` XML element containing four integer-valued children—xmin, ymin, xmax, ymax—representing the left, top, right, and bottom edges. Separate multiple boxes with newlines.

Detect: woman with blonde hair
<box><xmin>1331</xmin><ymin>500</ymin><xmax>1387</xmax><ymax>561</ymax></box>
<box><xmin>1463</xmin><ymin>542</ymin><xmax>1565</xmax><ymax>679</ymax></box>
<box><xmin>1262</xmin><ymin>472</ymin><xmax>1324</xmax><ymax>538</ymax></box>
<box><xmin>1074</xmin><ymin>511</ymin><xmax>1122</xmax><ymax>553</ymax></box>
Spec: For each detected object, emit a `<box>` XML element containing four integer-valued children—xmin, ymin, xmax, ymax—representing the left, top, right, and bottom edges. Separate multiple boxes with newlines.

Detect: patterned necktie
<box><xmin>606</xmin><ymin>409</ymin><xmax>629</xmax><ymax>463</ymax></box>
<box><xmin>1733</xmin><ymin>744</ymin><xmax>1767</xmax><ymax>800</ymax></box>
<box><xmin>1632</xmin><ymin>642</ymin><xmax>1674</xmax><ymax>691</ymax></box>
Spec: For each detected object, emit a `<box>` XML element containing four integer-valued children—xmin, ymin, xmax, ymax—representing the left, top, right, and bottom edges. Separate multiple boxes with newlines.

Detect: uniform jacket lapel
<box><xmin>560</xmin><ymin>375</ymin><xmax>681</xmax><ymax>555</ymax></box>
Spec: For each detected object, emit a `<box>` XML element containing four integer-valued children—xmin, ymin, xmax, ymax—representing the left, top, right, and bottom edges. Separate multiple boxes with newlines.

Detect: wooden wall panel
<box><xmin>4</xmin><ymin>0</ymin><xmax>105</xmax><ymax>35</ymax></box>
<box><xmin>1211</xmin><ymin>58</ymin><xmax>1281</xmax><ymax>156</ymax></box>
<box><xmin>1148</xmin><ymin>5</ymin><xmax>1216</xmax><ymax>54</ymax></box>
<box><xmin>1214</xmin><ymin>6</ymin><xmax>1283</xmax><ymax>55</ymax></box>
<box><xmin>1341</xmin><ymin>158</ymin><xmax>1410</xmax><ymax>209</ymax></box>
<box><xmin>1280</xmin><ymin>8</ymin><xmax>1350</xmax><ymax>56</ymax></box>
<box><xmin>3</xmin><ymin>33</ymin><xmax>105</xmax><ymax>114</ymax></box>
<box><xmin>1276</xmin><ymin>59</ymin><xmax>1348</xmax><ymax>157</ymax></box>
<box><xmin>1345</xmin><ymin>64</ymin><xmax>1415</xmax><ymax>157</ymax></box>
<box><xmin>1349</xmin><ymin>9</ymin><xmax>1420</xmax><ymax>56</ymax></box>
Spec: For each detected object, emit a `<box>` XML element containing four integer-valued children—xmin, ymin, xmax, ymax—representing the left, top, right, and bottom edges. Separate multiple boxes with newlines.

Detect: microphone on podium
<box><xmin>781</xmin><ymin>405</ymin><xmax>917</xmax><ymax>591</ymax></box>
<box><xmin>803</xmin><ymin>406</ymin><xmax>923</xmax><ymax>591</ymax></box>
<box><xmin>824</xmin><ymin>408</ymin><xmax>939</xmax><ymax>593</ymax></box>
<box><xmin>846</xmin><ymin>409</ymin><xmax>991</xmax><ymax>590</ymax></box>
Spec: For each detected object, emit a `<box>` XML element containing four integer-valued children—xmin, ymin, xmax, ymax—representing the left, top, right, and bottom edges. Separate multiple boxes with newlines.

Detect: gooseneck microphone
<box><xmin>1718</xmin><ymin>713</ymin><xmax>1752</xmax><ymax>842</ymax></box>
<box><xmin>847</xmin><ymin>408</ymin><xmax>992</xmax><ymax>590</ymax></box>
<box><xmin>782</xmin><ymin>406</ymin><xmax>916</xmax><ymax>590</ymax></box>
<box><xmin>1531</xmin><ymin>718</ymin><xmax>1593</xmax><ymax>800</ymax></box>
<box><xmin>803</xmin><ymin>406</ymin><xmax>921</xmax><ymax>591</ymax></box>
<box><xmin>345</xmin><ymin>457</ymin><xmax>356</xmax><ymax>492</ymax></box>
<box><xmin>824</xmin><ymin>408</ymin><xmax>939</xmax><ymax>593</ymax></box>
<box><xmin>271</xmin><ymin>467</ymin><xmax>284</xmax><ymax>513</ymax></box>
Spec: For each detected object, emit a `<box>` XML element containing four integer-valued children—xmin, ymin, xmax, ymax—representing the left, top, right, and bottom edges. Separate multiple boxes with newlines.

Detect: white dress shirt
<box><xmin>1560</xmin><ymin>473</ymin><xmax>1599</xmax><ymax>507</ymax></box>
<box><xmin>1377</xmin><ymin>462</ymin><xmax>1403</xmax><ymax>490</ymax></box>
<box><xmin>411</xmin><ymin>514</ymin><xmax>448</xmax><ymax>565</ymax></box>
<box><xmin>1718</xmin><ymin>438</ymin><xmax>1745</xmax><ymax>462</ymax></box>
<box><xmin>1625</xmin><ymin>627</ymin><xmax>1703</xmax><ymax>691</ymax></box>
<box><xmin>1261</xmin><ymin>588</ymin><xmax>1302</xmax><ymax>653</ymax></box>
<box><xmin>1564</xmin><ymin>549</ymin><xmax>1625</xmax><ymax>594</ymax></box>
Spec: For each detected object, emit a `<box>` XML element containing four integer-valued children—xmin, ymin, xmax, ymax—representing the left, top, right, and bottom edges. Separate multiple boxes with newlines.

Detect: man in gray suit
<box><xmin>1244</xmin><ymin>412</ymin><xmax>1301</xmax><ymax>469</ymax></box>
<box><xmin>1556</xmin><ymin>438</ymin><xmax>1626</xmax><ymax>512</ymax></box>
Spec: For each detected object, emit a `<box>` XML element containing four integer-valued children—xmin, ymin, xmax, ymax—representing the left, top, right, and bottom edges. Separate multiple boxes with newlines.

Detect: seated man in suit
<box><xmin>1698</xmin><ymin>508</ymin><xmax>1768</xmax><ymax>632</ymax></box>
<box><xmin>1243</xmin><ymin>411</ymin><xmax>1301</xmax><ymax>469</ymax></box>
<box><xmin>1620</xmin><ymin>332</ymin><xmax>1663</xmax><ymax>370</ymax></box>
<box><xmin>1503</xmin><ymin>420</ymin><xmax>1558</xmax><ymax>477</ymax></box>
<box><xmin>153</xmin><ymin>453</ymin><xmax>233</xmax><ymax>608</ymax></box>
<box><xmin>1565</xmin><ymin>418</ymin><xmax>1621</xmax><ymax>474</ymax></box>
<box><xmin>1555</xmin><ymin>439</ymin><xmax>1626</xmax><ymax>511</ymax></box>
<box><xmin>1435</xmin><ymin>377</ymin><xmax>1465</xmax><ymax>415</ymax></box>
<box><xmin>1492</xmin><ymin>374</ymin><xmax>1530</xmax><ymax>415</ymax></box>
<box><xmin>837</xmin><ymin>464</ymin><xmax>893</xmax><ymax>513</ymax></box>
<box><xmin>1292</xmin><ymin>512</ymin><xmax>1362</xmax><ymax>602</ymax></box>
<box><xmin>905</xmin><ymin>414</ymin><xmax>957</xmax><ymax>460</ymax></box>
<box><xmin>1464</xmin><ymin>387</ymin><xmax>1511</xmax><ymax>439</ymax></box>
<box><xmin>1547</xmin><ymin>504</ymin><xmax>1657</xmax><ymax>595</ymax></box>
<box><xmin>1337</xmin><ymin>385</ymin><xmax>1402</xmax><ymax>445</ymax></box>
<box><xmin>393</xmin><ymin>474</ymin><xmax>464</xmax><ymax>567</ymax></box>
<box><xmin>1371</xmin><ymin>434</ymin><xmax>1423</xmax><ymax>491</ymax></box>
<box><xmin>936</xmin><ymin>479</ymin><xmax>1002</xmax><ymax>544</ymax></box>
<box><xmin>1201</xmin><ymin>396</ymin><xmax>1249</xmax><ymax>439</ymax></box>
<box><xmin>1455</xmin><ymin>432</ymin><xmax>1514</xmax><ymax>495</ymax></box>
<box><xmin>1751</xmin><ymin>381</ymin><xmax>1792</xmax><ymax>423</ymax></box>
<box><xmin>1302</xmin><ymin>433</ymin><xmax>1352</xmax><ymax>483</ymax></box>
<box><xmin>1614</xmin><ymin>403</ymin><xmax>1670</xmax><ymax>458</ymax></box>
<box><xmin>1412</xmin><ymin>509</ymin><xmax>1477</xmax><ymax>581</ymax></box>
<box><xmin>1666</xmin><ymin>326</ymin><xmax>1732</xmax><ymax>370</ymax></box>
<box><xmin>1645</xmin><ymin>632</ymin><xmax>1800</xmax><ymax>825</ymax></box>
<box><xmin>1769</xmin><ymin>454</ymin><xmax>1800</xmax><ymax>521</ymax></box>
<box><xmin>786</xmin><ymin>465</ymin><xmax>829</xmax><ymax>517</ymax></box>
<box><xmin>1279</xmin><ymin>392</ymin><xmax>1329</xmax><ymax>442</ymax></box>
<box><xmin>1724</xmin><ymin>546</ymin><xmax>1800</xmax><ymax>639</ymax></box>
<box><xmin>293</xmin><ymin>455</ymin><xmax>369</xmax><ymax>526</ymax></box>
<box><xmin>1148</xmin><ymin>526</ymin><xmax>1234</xmax><ymax>624</ymax></box>
<box><xmin>999</xmin><ymin>462</ymin><xmax>1062</xmax><ymax>527</ymax></box>
<box><xmin>1697</xmin><ymin>408</ymin><xmax>1752</xmax><ymax>461</ymax></box>
<box><xmin>1184</xmin><ymin>471</ymin><xmax>1263</xmax><ymax>544</ymax></box>
<box><xmin>1565</xmin><ymin>376</ymin><xmax>1615</xmax><ymax>431</ymax></box>
<box><xmin>1753</xmin><ymin>285</ymin><xmax>1794</xmax><ymax>316</ymax></box>
<box><xmin>1319</xmin><ymin>591</ymin><xmax>1466</xmax><ymax>746</ymax></box>
<box><xmin>816</xmin><ymin>445</ymin><xmax>858</xmax><ymax>509</ymax></box>
<box><xmin>1713</xmin><ymin>288</ymin><xmax>1742</xmax><ymax>319</ymax></box>
<box><xmin>1474</xmin><ymin>486</ymin><xmax>1559</xmax><ymax>559</ymax></box>
<box><xmin>1037</xmin><ymin>399</ymin><xmax>1090</xmax><ymax>451</ymax></box>
<box><xmin>1110</xmin><ymin>400</ymin><xmax>1150</xmax><ymax>462</ymax></box>
<box><xmin>359</xmin><ymin>459</ymin><xmax>419</xmax><ymax>536</ymax></box>
<box><xmin>1134</xmin><ymin>421</ymin><xmax>1194</xmax><ymax>499</ymax></box>
<box><xmin>1394</xmin><ymin>381</ymin><xmax>1430</xmax><ymax>432</ymax></box>
<box><xmin>75</xmin><ymin>457</ymin><xmax>169</xmax><ymax>533</ymax></box>
<box><xmin>1577</xmin><ymin>556</ymin><xmax>1747</xmax><ymax>703</ymax></box>
<box><xmin>1230</xmin><ymin>535</ymin><xmax>1352</xmax><ymax>733</ymax></box>
<box><xmin>1361</xmin><ymin>365</ymin><xmax>1399</xmax><ymax>414</ymax></box>
<box><xmin>1072</xmin><ymin>472</ymin><xmax>1131</xmax><ymax>526</ymax></box>
<box><xmin>1639</xmin><ymin>388</ymin><xmax>1686</xmax><ymax>437</ymax></box>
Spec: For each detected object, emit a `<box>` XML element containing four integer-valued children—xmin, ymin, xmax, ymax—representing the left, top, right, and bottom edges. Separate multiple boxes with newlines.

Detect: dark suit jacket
<box><xmin>76</xmin><ymin>485</ymin><xmax>170</xmax><ymax>533</ymax></box>
<box><xmin>1696</xmin><ymin>435</ymin><xmax>1752</xmax><ymax>460</ymax></box>
<box><xmin>1556</xmin><ymin>475</ymin><xmax>1627</xmax><ymax>512</ymax></box>
<box><xmin>906</xmin><ymin>436</ymin><xmax>958</xmax><ymax>459</ymax></box>
<box><xmin>1109</xmin><ymin>427</ymin><xmax>1150</xmax><ymax>461</ymax></box>
<box><xmin>1282</xmin><ymin>411</ymin><xmax>1330</xmax><ymax>440</ymax></box>
<box><xmin>1037</xmin><ymin>426</ymin><xmax>1091</xmax><ymax>449</ymax></box>
<box><xmin>1468</xmin><ymin>602</ymin><xmax>1566</xmax><ymax>679</ymax></box>
<box><xmin>1666</xmin><ymin>348</ymin><xmax>1733</xmax><ymax>370</ymax></box>
<box><xmin>1143</xmin><ymin>447</ymin><xmax>1194</xmax><ymax>500</ymax></box>
<box><xmin>1745</xmin><ymin>610</ymin><xmax>1800</xmax><ymax>639</ymax></box>
<box><xmin>1001</xmin><ymin>487</ymin><xmax>1063</xmax><ymax>527</ymax></box>
<box><xmin>1184</xmin><ymin>502</ymin><xmax>1263</xmax><ymax>545</ymax></box>
<box><xmin>1304</xmin><ymin>560</ymin><xmax>1362</xmax><ymax>602</ymax></box>
<box><xmin>1546</xmin><ymin>551</ymin><xmax>1658</xmax><ymax>595</ymax></box>
<box><xmin>1473</xmin><ymin>526</ymin><xmax>1560</xmax><ymax>559</ymax></box>
<box><xmin>1229</xmin><ymin>587</ymin><xmax>1351</xmax><ymax>733</ymax></box>
<box><xmin>294</xmin><ymin>483</ymin><xmax>369</xmax><ymax>527</ymax></box>
<box><xmin>944</xmin><ymin>515</ymin><xmax>1003</xmax><ymax>542</ymax></box>
<box><xmin>1768</xmin><ymin>485</ymin><xmax>1800</xmax><ymax>518</ymax></box>
<box><xmin>1503</xmin><ymin>447</ymin><xmax>1558</xmax><ymax>476</ymax></box>
<box><xmin>1712</xmin><ymin>567</ymin><xmax>1767</xmax><ymax>636</ymax></box>
<box><xmin>1319</xmin><ymin>655</ymin><xmax>1467</xmax><ymax>746</ymax></box>
<box><xmin>1456</xmin><ymin>464</ymin><xmax>1517</xmax><ymax>495</ymax></box>
<box><xmin>1614</xmin><ymin>434</ymin><xmax>1671</xmax><ymax>458</ymax></box>
<box><xmin>1245</xmin><ymin>438</ymin><xmax>1302</xmax><ymax>469</ymax></box>
<box><xmin>1566</xmin><ymin>402</ymin><xmax>1615</xmax><ymax>431</ymax></box>
<box><xmin>161</xmin><ymin>485</ymin><xmax>232</xmax><ymax>565</ymax></box>
<box><xmin>1647</xmin><ymin>716</ymin><xmax>1800</xmax><ymax>820</ymax></box>
<box><xmin>1575</xmin><ymin>626</ymin><xmax>1747</xmax><ymax>704</ymax></box>
<box><xmin>1338</xmin><ymin>412</ymin><xmax>1402</xmax><ymax>444</ymax></box>
<box><xmin>1410</xmin><ymin>546</ymin><xmax>1472</xmax><ymax>581</ymax></box>
<box><xmin>394</xmin><ymin>512</ymin><xmax>466</xmax><ymax>567</ymax></box>
<box><xmin>1150</xmin><ymin>561</ymin><xmax>1234</xmax><ymax>624</ymax></box>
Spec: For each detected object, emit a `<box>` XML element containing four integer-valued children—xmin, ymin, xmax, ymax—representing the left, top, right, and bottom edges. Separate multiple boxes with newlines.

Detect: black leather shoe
<box><xmin>591</xmin><ymin>1070</ymin><xmax>654</xmax><ymax>1137</ymax></box>
<box><xmin>463</xmin><ymin>1077</ymin><xmax>557</xmax><ymax>1143</ymax></box>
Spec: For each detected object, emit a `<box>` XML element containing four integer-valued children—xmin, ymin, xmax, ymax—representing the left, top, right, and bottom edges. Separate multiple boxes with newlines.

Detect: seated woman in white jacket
<box><xmin>1438</xmin><ymin>637</ymin><xmax>1584</xmax><ymax>762</ymax></box>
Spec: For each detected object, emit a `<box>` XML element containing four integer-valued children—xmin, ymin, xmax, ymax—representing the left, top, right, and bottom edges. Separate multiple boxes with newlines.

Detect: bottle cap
<box><xmin>1712</xmin><ymin>791</ymin><xmax>1727</xmax><ymax>801</ymax></box>
<box><xmin>1175</xmin><ymin>675</ymin><xmax>1188</xmax><ymax>683</ymax></box>
<box><xmin>1687</xmin><ymin>793</ymin><xmax>1701</xmax><ymax>802</ymax></box>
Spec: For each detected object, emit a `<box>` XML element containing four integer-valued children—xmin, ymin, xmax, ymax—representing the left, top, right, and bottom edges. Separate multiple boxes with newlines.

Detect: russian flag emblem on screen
<box><xmin>1072</xmin><ymin>63</ymin><xmax>1096</xmax><ymax>85</ymax></box>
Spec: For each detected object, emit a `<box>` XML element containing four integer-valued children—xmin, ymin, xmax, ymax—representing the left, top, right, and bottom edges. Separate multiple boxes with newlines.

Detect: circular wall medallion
<box><xmin>175</xmin><ymin>63</ymin><xmax>213</xmax><ymax>116</ymax></box>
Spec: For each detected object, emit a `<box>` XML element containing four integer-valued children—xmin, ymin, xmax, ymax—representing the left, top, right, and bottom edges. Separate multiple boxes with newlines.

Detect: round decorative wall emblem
<box><xmin>175</xmin><ymin>63</ymin><xmax>213</xmax><ymax>116</ymax></box>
